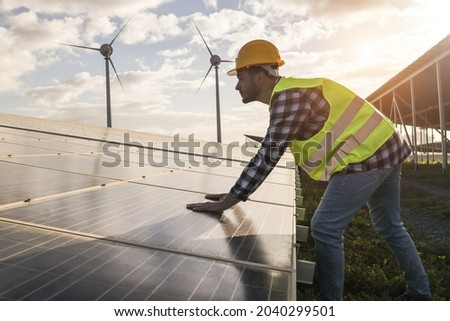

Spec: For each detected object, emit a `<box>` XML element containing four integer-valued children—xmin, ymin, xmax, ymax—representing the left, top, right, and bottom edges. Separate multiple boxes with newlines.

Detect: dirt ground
<box><xmin>401</xmin><ymin>177</ymin><xmax>450</xmax><ymax>245</ymax></box>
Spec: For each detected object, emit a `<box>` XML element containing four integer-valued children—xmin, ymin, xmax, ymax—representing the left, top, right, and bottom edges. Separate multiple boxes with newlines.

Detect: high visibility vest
<box><xmin>270</xmin><ymin>77</ymin><xmax>396</xmax><ymax>181</ymax></box>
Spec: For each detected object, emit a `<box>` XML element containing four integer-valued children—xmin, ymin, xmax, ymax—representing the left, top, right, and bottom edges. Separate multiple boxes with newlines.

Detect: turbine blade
<box><xmin>110</xmin><ymin>17</ymin><xmax>132</xmax><ymax>45</ymax></box>
<box><xmin>194</xmin><ymin>64</ymin><xmax>213</xmax><ymax>98</ymax></box>
<box><xmin>193</xmin><ymin>21</ymin><xmax>213</xmax><ymax>57</ymax></box>
<box><xmin>59</xmin><ymin>43</ymin><xmax>100</xmax><ymax>51</ymax></box>
<box><xmin>221</xmin><ymin>59</ymin><xmax>234</xmax><ymax>63</ymax></box>
<box><xmin>109</xmin><ymin>59</ymin><xmax>126</xmax><ymax>93</ymax></box>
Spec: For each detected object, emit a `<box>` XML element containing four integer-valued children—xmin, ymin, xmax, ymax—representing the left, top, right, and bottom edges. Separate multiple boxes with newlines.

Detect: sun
<box><xmin>415</xmin><ymin>0</ymin><xmax>450</xmax><ymax>36</ymax></box>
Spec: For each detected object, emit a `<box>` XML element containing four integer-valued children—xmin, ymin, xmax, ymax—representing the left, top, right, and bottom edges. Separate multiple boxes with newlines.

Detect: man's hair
<box><xmin>248</xmin><ymin>65</ymin><xmax>279</xmax><ymax>77</ymax></box>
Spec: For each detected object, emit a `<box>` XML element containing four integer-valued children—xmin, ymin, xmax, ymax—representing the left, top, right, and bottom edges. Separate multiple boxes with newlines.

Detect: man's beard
<box><xmin>240</xmin><ymin>83</ymin><xmax>259</xmax><ymax>103</ymax></box>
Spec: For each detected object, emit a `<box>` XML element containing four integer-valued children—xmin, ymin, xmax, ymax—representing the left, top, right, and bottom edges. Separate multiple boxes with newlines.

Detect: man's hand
<box><xmin>186</xmin><ymin>201</ymin><xmax>228</xmax><ymax>214</ymax></box>
<box><xmin>186</xmin><ymin>193</ymin><xmax>239</xmax><ymax>214</ymax></box>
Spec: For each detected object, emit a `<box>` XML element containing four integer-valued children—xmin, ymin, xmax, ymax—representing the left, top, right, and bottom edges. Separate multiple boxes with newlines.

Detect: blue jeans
<box><xmin>310</xmin><ymin>164</ymin><xmax>430</xmax><ymax>300</ymax></box>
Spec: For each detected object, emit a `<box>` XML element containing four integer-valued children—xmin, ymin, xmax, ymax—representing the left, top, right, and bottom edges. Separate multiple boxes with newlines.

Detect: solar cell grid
<box><xmin>0</xmin><ymin>114</ymin><xmax>297</xmax><ymax>301</ymax></box>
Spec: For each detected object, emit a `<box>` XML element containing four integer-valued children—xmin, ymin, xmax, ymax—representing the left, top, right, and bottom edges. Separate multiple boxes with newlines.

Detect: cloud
<box><xmin>0</xmin><ymin>10</ymin><xmax>85</xmax><ymax>93</ymax></box>
<box><xmin>246</xmin><ymin>0</ymin><xmax>414</xmax><ymax>18</ymax></box>
<box><xmin>0</xmin><ymin>0</ymin><xmax>173</xmax><ymax>16</ymax></box>
<box><xmin>202</xmin><ymin>0</ymin><xmax>218</xmax><ymax>10</ymax></box>
<box><xmin>0</xmin><ymin>2</ymin><xmax>180</xmax><ymax>95</ymax></box>
<box><xmin>1</xmin><ymin>0</ymin><xmax>448</xmax><ymax>144</ymax></box>
<box><xmin>158</xmin><ymin>48</ymin><xmax>190</xmax><ymax>58</ymax></box>
<box><xmin>0</xmin><ymin>27</ymin><xmax>36</xmax><ymax>92</ymax></box>
<box><xmin>83</xmin><ymin>16</ymin><xmax>117</xmax><ymax>43</ymax></box>
<box><xmin>120</xmin><ymin>12</ymin><xmax>184</xmax><ymax>45</ymax></box>
<box><xmin>305</xmin><ymin>0</ymin><xmax>415</xmax><ymax>17</ymax></box>
<box><xmin>26</xmin><ymin>72</ymin><xmax>104</xmax><ymax>105</ymax></box>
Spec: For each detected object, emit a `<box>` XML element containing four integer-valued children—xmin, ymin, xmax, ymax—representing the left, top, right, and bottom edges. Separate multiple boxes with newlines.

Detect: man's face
<box><xmin>235</xmin><ymin>69</ymin><xmax>259</xmax><ymax>104</ymax></box>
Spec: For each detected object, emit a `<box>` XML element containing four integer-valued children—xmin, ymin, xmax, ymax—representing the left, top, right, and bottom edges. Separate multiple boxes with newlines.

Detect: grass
<box><xmin>402</xmin><ymin>162</ymin><xmax>449</xmax><ymax>189</ymax></box>
<box><xmin>296</xmin><ymin>163</ymin><xmax>450</xmax><ymax>301</ymax></box>
<box><xmin>401</xmin><ymin>162</ymin><xmax>450</xmax><ymax>220</ymax></box>
<box><xmin>401</xmin><ymin>185</ymin><xmax>450</xmax><ymax>220</ymax></box>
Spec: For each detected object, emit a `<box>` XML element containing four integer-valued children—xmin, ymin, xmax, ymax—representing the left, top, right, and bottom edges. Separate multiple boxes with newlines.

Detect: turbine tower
<box><xmin>60</xmin><ymin>19</ymin><xmax>130</xmax><ymax>128</ymax></box>
<box><xmin>194</xmin><ymin>21</ymin><xmax>233</xmax><ymax>143</ymax></box>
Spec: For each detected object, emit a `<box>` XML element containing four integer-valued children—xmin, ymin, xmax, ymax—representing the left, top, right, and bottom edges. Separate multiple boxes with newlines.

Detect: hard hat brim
<box><xmin>227</xmin><ymin>63</ymin><xmax>281</xmax><ymax>77</ymax></box>
<box><xmin>227</xmin><ymin>68</ymin><xmax>237</xmax><ymax>76</ymax></box>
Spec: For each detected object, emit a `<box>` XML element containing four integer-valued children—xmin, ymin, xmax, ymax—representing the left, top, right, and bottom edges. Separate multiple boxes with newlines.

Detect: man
<box><xmin>186</xmin><ymin>39</ymin><xmax>431</xmax><ymax>300</ymax></box>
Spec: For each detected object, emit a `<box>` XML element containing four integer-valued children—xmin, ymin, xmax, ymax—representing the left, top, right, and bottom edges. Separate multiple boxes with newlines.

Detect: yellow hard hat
<box><xmin>227</xmin><ymin>39</ymin><xmax>285</xmax><ymax>76</ymax></box>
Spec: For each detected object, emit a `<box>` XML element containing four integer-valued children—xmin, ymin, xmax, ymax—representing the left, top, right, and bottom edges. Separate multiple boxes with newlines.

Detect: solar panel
<box><xmin>0</xmin><ymin>113</ymin><xmax>298</xmax><ymax>301</ymax></box>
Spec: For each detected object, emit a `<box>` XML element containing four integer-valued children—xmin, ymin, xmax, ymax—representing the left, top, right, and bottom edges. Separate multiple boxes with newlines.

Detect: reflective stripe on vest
<box><xmin>270</xmin><ymin>77</ymin><xmax>396</xmax><ymax>181</ymax></box>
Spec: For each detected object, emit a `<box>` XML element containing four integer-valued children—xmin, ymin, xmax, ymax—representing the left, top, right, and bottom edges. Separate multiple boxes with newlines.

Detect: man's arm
<box><xmin>228</xmin><ymin>90</ymin><xmax>309</xmax><ymax>201</ymax></box>
<box><xmin>186</xmin><ymin>90</ymin><xmax>309</xmax><ymax>213</ymax></box>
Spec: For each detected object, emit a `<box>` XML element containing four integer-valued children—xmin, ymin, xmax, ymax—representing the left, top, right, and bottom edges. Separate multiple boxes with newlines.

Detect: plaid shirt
<box><xmin>229</xmin><ymin>86</ymin><xmax>411</xmax><ymax>201</ymax></box>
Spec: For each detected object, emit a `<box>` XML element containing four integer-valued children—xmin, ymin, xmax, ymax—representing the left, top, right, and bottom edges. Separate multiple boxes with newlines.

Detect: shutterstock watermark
<box><xmin>100</xmin><ymin>132</ymin><xmax>347</xmax><ymax>169</ymax></box>
<box><xmin>101</xmin><ymin>133</ymin><xmax>261</xmax><ymax>168</ymax></box>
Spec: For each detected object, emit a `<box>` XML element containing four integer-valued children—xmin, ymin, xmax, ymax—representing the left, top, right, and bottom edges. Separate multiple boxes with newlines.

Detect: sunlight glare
<box><xmin>416</xmin><ymin>0</ymin><xmax>450</xmax><ymax>36</ymax></box>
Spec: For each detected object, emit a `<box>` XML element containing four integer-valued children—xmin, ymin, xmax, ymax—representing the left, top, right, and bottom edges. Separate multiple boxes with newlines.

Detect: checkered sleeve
<box><xmin>229</xmin><ymin>90</ymin><xmax>311</xmax><ymax>201</ymax></box>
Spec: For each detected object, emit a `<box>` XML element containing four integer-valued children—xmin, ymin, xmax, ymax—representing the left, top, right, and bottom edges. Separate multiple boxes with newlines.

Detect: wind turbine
<box><xmin>60</xmin><ymin>19</ymin><xmax>130</xmax><ymax>128</ymax></box>
<box><xmin>194</xmin><ymin>21</ymin><xmax>233</xmax><ymax>143</ymax></box>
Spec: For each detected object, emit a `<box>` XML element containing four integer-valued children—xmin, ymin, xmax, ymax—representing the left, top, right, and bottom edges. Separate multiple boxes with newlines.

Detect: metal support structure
<box><xmin>436</xmin><ymin>60</ymin><xmax>448</xmax><ymax>173</ymax></box>
<box><xmin>105</xmin><ymin>58</ymin><xmax>112</xmax><ymax>128</ymax></box>
<box><xmin>410</xmin><ymin>78</ymin><xmax>418</xmax><ymax>170</ymax></box>
<box><xmin>432</xmin><ymin>125</ymin><xmax>435</xmax><ymax>162</ymax></box>
<box><xmin>425</xmin><ymin>112</ymin><xmax>430</xmax><ymax>164</ymax></box>
<box><xmin>392</xmin><ymin>95</ymin><xmax>414</xmax><ymax>151</ymax></box>
<box><xmin>379</xmin><ymin>98</ymin><xmax>384</xmax><ymax>118</ymax></box>
<box><xmin>214</xmin><ymin>65</ymin><xmax>222</xmax><ymax>143</ymax></box>
<box><xmin>293</xmin><ymin>167</ymin><xmax>315</xmax><ymax>286</ymax></box>
<box><xmin>366</xmin><ymin>35</ymin><xmax>450</xmax><ymax>174</ymax></box>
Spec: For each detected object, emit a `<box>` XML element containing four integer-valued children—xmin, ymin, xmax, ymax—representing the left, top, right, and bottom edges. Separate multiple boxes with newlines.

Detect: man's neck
<box><xmin>259</xmin><ymin>76</ymin><xmax>281</xmax><ymax>105</ymax></box>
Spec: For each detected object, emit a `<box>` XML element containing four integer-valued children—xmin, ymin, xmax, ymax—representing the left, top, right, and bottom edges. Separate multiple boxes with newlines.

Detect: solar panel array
<box><xmin>0</xmin><ymin>113</ymin><xmax>298</xmax><ymax>301</ymax></box>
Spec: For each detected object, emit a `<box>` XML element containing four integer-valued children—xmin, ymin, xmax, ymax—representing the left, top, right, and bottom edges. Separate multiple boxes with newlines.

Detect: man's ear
<box><xmin>255</xmin><ymin>70</ymin><xmax>266</xmax><ymax>83</ymax></box>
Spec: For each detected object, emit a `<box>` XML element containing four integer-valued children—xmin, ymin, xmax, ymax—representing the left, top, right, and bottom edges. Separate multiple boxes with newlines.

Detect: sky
<box><xmin>0</xmin><ymin>0</ymin><xmax>449</xmax><ymax>144</ymax></box>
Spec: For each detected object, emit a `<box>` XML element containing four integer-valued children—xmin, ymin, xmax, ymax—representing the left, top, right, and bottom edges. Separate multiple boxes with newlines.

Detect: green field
<box><xmin>296</xmin><ymin>163</ymin><xmax>450</xmax><ymax>301</ymax></box>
